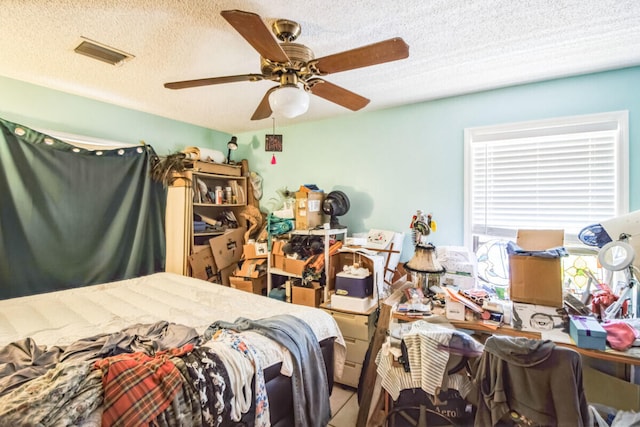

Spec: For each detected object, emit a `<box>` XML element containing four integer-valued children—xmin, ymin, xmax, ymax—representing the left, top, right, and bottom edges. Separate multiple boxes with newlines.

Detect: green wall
<box><xmin>0</xmin><ymin>76</ymin><xmax>230</xmax><ymax>154</ymax></box>
<box><xmin>2</xmin><ymin>67</ymin><xmax>638</xmax><ymax>260</ymax></box>
<box><xmin>237</xmin><ymin>66</ymin><xmax>639</xmax><ymax>258</ymax></box>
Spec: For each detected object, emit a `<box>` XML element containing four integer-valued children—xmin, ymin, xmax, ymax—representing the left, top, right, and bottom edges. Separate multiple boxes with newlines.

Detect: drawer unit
<box><xmin>342</xmin><ymin>335</ymin><xmax>370</xmax><ymax>363</ymax></box>
<box><xmin>339</xmin><ymin>360</ymin><xmax>364</xmax><ymax>388</ymax></box>
<box><xmin>322</xmin><ymin>303</ymin><xmax>377</xmax><ymax>388</ymax></box>
<box><xmin>330</xmin><ymin>310</ymin><xmax>373</xmax><ymax>341</ymax></box>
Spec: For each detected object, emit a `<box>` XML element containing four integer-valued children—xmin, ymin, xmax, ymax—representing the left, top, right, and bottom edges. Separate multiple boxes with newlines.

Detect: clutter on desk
<box><xmin>405</xmin><ymin>211</ymin><xmax>446</xmax><ymax>295</ymax></box>
<box><xmin>569</xmin><ymin>315</ymin><xmax>607</xmax><ymax>350</ymax></box>
<box><xmin>507</xmin><ymin>229</ymin><xmax>567</xmax><ymax>308</ymax></box>
<box><xmin>436</xmin><ymin>246</ymin><xmax>478</xmax><ymax>291</ymax></box>
<box><xmin>600</xmin><ymin>320</ymin><xmax>639</xmax><ymax>351</ymax></box>
<box><xmin>591</xmin><ymin>282</ymin><xmax>628</xmax><ymax>319</ymax></box>
<box><xmin>510</xmin><ymin>301</ymin><xmax>567</xmax><ymax>332</ymax></box>
<box><xmin>409</xmin><ymin>210</ymin><xmax>436</xmax><ymax>245</ymax></box>
<box><xmin>396</xmin><ymin>287</ymin><xmax>431</xmax><ymax>316</ymax></box>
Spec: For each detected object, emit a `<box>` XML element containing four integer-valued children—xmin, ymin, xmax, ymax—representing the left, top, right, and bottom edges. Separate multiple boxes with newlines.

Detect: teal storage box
<box><xmin>570</xmin><ymin>315</ymin><xmax>606</xmax><ymax>350</ymax></box>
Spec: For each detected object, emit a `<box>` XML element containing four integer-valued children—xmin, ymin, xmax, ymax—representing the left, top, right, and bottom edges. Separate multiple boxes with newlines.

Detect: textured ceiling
<box><xmin>1</xmin><ymin>0</ymin><xmax>639</xmax><ymax>134</ymax></box>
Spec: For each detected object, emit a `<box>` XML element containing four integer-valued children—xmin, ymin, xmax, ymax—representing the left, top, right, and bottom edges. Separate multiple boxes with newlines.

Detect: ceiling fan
<box><xmin>164</xmin><ymin>9</ymin><xmax>409</xmax><ymax>120</ymax></box>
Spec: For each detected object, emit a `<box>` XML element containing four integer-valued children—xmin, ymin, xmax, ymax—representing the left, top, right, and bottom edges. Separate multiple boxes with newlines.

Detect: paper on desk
<box><xmin>541</xmin><ymin>329</ymin><xmax>573</xmax><ymax>344</ymax></box>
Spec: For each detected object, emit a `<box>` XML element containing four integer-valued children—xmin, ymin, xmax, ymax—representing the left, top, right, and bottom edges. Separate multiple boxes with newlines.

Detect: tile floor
<box><xmin>329</xmin><ymin>385</ymin><xmax>359</xmax><ymax>427</ymax></box>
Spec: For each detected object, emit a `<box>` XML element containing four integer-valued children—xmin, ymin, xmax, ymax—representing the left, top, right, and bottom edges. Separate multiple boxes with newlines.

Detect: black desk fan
<box><xmin>322</xmin><ymin>190</ymin><xmax>350</xmax><ymax>229</ymax></box>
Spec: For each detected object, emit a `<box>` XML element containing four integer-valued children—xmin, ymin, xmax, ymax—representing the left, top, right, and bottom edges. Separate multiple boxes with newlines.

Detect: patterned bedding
<box><xmin>0</xmin><ymin>273</ymin><xmax>346</xmax><ymax>426</ymax></box>
<box><xmin>0</xmin><ymin>272</ymin><xmax>346</xmax><ymax>371</ymax></box>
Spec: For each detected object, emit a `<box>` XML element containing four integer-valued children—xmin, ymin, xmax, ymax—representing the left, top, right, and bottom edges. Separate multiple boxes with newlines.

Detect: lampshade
<box><xmin>269</xmin><ymin>85</ymin><xmax>310</xmax><ymax>118</ymax></box>
<box><xmin>404</xmin><ymin>243</ymin><xmax>445</xmax><ymax>274</ymax></box>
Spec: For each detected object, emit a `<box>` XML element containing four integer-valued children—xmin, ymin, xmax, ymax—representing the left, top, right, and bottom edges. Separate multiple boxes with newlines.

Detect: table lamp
<box><xmin>227</xmin><ymin>136</ymin><xmax>238</xmax><ymax>164</ymax></box>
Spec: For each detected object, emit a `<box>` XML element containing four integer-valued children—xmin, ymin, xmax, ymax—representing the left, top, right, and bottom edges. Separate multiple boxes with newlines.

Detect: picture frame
<box><xmin>265</xmin><ymin>134</ymin><xmax>283</xmax><ymax>152</ymax></box>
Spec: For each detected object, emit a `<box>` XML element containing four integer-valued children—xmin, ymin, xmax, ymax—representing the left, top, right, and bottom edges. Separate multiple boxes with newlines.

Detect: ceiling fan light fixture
<box><xmin>268</xmin><ymin>85</ymin><xmax>309</xmax><ymax>118</ymax></box>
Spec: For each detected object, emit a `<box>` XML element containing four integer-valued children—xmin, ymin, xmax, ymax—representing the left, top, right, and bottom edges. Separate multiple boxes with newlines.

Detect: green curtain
<box><xmin>0</xmin><ymin>118</ymin><xmax>167</xmax><ymax>299</ymax></box>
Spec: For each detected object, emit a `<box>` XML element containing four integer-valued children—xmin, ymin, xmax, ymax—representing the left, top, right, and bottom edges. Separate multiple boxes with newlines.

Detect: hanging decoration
<box><xmin>265</xmin><ymin>117</ymin><xmax>282</xmax><ymax>165</ymax></box>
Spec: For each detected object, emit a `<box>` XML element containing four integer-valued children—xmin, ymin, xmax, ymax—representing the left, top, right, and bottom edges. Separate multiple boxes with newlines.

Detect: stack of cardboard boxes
<box><xmin>271</xmin><ymin>239</ymin><xmax>323</xmax><ymax>307</ymax></box>
<box><xmin>508</xmin><ymin>230</ymin><xmax>568</xmax><ymax>333</ymax></box>
<box><xmin>230</xmin><ymin>241</ymin><xmax>268</xmax><ymax>295</ymax></box>
<box><xmin>294</xmin><ymin>186</ymin><xmax>324</xmax><ymax>230</ymax></box>
<box><xmin>187</xmin><ymin>227</ymin><xmax>245</xmax><ymax>286</ymax></box>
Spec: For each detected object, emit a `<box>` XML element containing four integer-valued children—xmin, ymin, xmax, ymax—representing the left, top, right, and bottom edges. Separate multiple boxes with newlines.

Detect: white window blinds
<box><xmin>465</xmin><ymin>111</ymin><xmax>628</xmax><ymax>247</ymax></box>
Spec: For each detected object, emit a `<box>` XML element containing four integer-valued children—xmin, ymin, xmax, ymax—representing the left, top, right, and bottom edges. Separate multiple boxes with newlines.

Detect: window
<box><xmin>466</xmin><ymin>111</ymin><xmax>629</xmax><ymax>294</ymax></box>
<box><xmin>465</xmin><ymin>111</ymin><xmax>629</xmax><ymax>251</ymax></box>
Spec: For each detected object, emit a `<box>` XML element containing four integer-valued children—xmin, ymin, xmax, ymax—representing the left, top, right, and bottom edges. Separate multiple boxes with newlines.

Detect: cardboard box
<box><xmin>188</xmin><ymin>245</ymin><xmax>218</xmax><ymax>280</ymax></box>
<box><xmin>209</xmin><ymin>227</ymin><xmax>245</xmax><ymax>270</ymax></box>
<box><xmin>271</xmin><ymin>239</ymin><xmax>285</xmax><ymax>255</ymax></box>
<box><xmin>270</xmin><ymin>240</ymin><xmax>286</xmax><ymax>269</ymax></box>
<box><xmin>569</xmin><ymin>315</ymin><xmax>607</xmax><ymax>350</ymax></box>
<box><xmin>335</xmin><ymin>272</ymin><xmax>373</xmax><ymax>298</ymax></box>
<box><xmin>511</xmin><ymin>302</ymin><xmax>565</xmax><ymax>332</ymax></box>
<box><xmin>187</xmin><ymin>160</ymin><xmax>242</xmax><ymax>176</ymax></box>
<box><xmin>235</xmin><ymin>258</ymin><xmax>267</xmax><ymax>278</ymax></box>
<box><xmin>292</xmin><ymin>282</ymin><xmax>322</xmax><ymax>307</ymax></box>
<box><xmin>218</xmin><ymin>263</ymin><xmax>235</xmax><ymax>287</ymax></box>
<box><xmin>284</xmin><ymin>257</ymin><xmax>307</xmax><ymax>276</ymax></box>
<box><xmin>509</xmin><ymin>229</ymin><xmax>564</xmax><ymax>307</ymax></box>
<box><xmin>230</xmin><ymin>275</ymin><xmax>267</xmax><ymax>295</ymax></box>
<box><xmin>243</xmin><ymin>242</ymin><xmax>268</xmax><ymax>259</ymax></box>
<box><xmin>273</xmin><ymin>254</ymin><xmax>286</xmax><ymax>270</ymax></box>
<box><xmin>583</xmin><ymin>366</ymin><xmax>640</xmax><ymax>411</ymax></box>
<box><xmin>295</xmin><ymin>190</ymin><xmax>324</xmax><ymax>230</ymax></box>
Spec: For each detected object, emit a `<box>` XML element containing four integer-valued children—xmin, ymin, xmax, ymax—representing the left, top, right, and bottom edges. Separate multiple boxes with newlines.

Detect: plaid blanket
<box><xmin>94</xmin><ymin>344</ymin><xmax>193</xmax><ymax>427</ymax></box>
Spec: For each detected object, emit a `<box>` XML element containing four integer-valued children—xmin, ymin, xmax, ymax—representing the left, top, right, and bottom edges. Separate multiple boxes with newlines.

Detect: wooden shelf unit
<box><xmin>165</xmin><ymin>169</ymin><xmax>247</xmax><ymax>276</ymax></box>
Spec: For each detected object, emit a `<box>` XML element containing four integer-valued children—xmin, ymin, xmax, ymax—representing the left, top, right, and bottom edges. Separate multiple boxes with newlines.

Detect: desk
<box><xmin>393</xmin><ymin>312</ymin><xmax>640</xmax><ymax>366</ymax></box>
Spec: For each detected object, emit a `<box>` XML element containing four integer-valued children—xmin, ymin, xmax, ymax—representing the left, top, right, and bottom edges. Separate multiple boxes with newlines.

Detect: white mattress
<box><xmin>0</xmin><ymin>272</ymin><xmax>346</xmax><ymax>372</ymax></box>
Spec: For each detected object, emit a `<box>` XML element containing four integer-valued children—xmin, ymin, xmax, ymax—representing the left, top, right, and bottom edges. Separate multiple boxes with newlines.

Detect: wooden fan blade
<box><xmin>221</xmin><ymin>10</ymin><xmax>290</xmax><ymax>64</ymax></box>
<box><xmin>308</xmin><ymin>78</ymin><xmax>370</xmax><ymax>111</ymax></box>
<box><xmin>251</xmin><ymin>86</ymin><xmax>279</xmax><ymax>120</ymax></box>
<box><xmin>165</xmin><ymin>74</ymin><xmax>264</xmax><ymax>89</ymax></box>
<box><xmin>313</xmin><ymin>37</ymin><xmax>409</xmax><ymax>74</ymax></box>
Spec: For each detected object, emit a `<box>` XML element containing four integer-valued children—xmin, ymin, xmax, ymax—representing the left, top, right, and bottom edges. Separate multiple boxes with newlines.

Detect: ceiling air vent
<box><xmin>74</xmin><ymin>37</ymin><xmax>134</xmax><ymax>66</ymax></box>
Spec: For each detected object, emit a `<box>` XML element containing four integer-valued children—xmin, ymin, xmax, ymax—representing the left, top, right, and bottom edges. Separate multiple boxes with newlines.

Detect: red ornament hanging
<box><xmin>271</xmin><ymin>154</ymin><xmax>277</xmax><ymax>165</ymax></box>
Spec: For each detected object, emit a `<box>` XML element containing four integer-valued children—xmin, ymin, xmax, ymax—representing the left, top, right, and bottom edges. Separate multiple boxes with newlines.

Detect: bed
<box><xmin>0</xmin><ymin>272</ymin><xmax>346</xmax><ymax>427</ymax></box>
